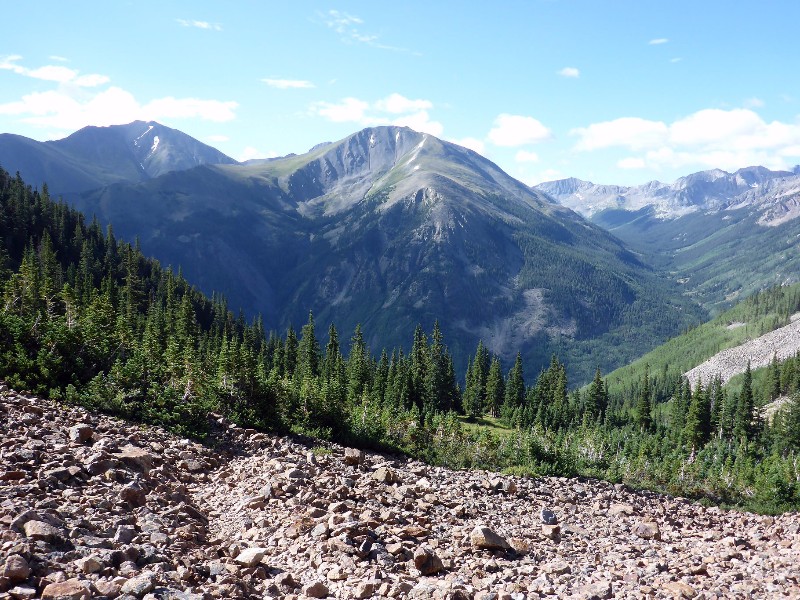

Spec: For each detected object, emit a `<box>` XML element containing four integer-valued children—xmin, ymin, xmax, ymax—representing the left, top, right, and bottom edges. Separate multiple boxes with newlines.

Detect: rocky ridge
<box><xmin>1</xmin><ymin>383</ymin><xmax>799</xmax><ymax>599</ymax></box>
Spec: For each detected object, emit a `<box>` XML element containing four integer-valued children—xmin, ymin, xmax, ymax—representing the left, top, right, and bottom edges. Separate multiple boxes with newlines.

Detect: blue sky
<box><xmin>2</xmin><ymin>0</ymin><xmax>799</xmax><ymax>185</ymax></box>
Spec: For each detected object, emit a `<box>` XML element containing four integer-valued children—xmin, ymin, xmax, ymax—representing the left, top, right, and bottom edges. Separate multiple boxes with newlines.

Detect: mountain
<box><xmin>62</xmin><ymin>125</ymin><xmax>700</xmax><ymax>382</ymax></box>
<box><xmin>536</xmin><ymin>167</ymin><xmax>800</xmax><ymax>312</ymax></box>
<box><xmin>0</xmin><ymin>121</ymin><xmax>236</xmax><ymax>194</ymax></box>
<box><xmin>535</xmin><ymin>166</ymin><xmax>797</xmax><ymax>220</ymax></box>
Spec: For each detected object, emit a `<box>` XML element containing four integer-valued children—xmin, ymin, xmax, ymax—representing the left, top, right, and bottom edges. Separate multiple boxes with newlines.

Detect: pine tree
<box><xmin>585</xmin><ymin>367</ymin><xmax>607</xmax><ymax>422</ymax></box>
<box><xmin>485</xmin><ymin>357</ymin><xmax>505</xmax><ymax>417</ymax></box>
<box><xmin>297</xmin><ymin>311</ymin><xmax>321</xmax><ymax>380</ymax></box>
<box><xmin>684</xmin><ymin>378</ymin><xmax>711</xmax><ymax>449</ymax></box>
<box><xmin>634</xmin><ymin>368</ymin><xmax>653</xmax><ymax>432</ymax></box>
<box><xmin>734</xmin><ymin>361</ymin><xmax>754</xmax><ymax>442</ymax></box>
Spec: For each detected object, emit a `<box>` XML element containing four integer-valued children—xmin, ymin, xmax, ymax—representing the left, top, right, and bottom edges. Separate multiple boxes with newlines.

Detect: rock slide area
<box><xmin>685</xmin><ymin>314</ymin><xmax>800</xmax><ymax>387</ymax></box>
<box><xmin>1</xmin><ymin>382</ymin><xmax>799</xmax><ymax>599</ymax></box>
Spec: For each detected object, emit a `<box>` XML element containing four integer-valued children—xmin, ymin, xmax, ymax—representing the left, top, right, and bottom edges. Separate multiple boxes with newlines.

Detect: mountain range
<box><xmin>0</xmin><ymin>121</ymin><xmax>235</xmax><ymax>194</ymax></box>
<box><xmin>0</xmin><ymin>123</ymin><xmax>706</xmax><ymax>382</ymax></box>
<box><xmin>536</xmin><ymin>167</ymin><xmax>800</xmax><ymax>312</ymax></box>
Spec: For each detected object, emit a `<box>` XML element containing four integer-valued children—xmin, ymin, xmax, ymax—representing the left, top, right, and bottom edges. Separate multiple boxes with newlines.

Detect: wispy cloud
<box><xmin>310</xmin><ymin>93</ymin><xmax>442</xmax><ymax>136</ymax></box>
<box><xmin>649</xmin><ymin>38</ymin><xmax>669</xmax><ymax>45</ymax></box>
<box><xmin>176</xmin><ymin>19</ymin><xmax>222</xmax><ymax>31</ymax></box>
<box><xmin>48</xmin><ymin>55</ymin><xmax>69</xmax><ymax>62</ymax></box>
<box><xmin>744</xmin><ymin>97</ymin><xmax>764</xmax><ymax>109</ymax></box>
<box><xmin>320</xmin><ymin>10</ymin><xmax>415</xmax><ymax>53</ymax></box>
<box><xmin>558</xmin><ymin>67</ymin><xmax>580</xmax><ymax>78</ymax></box>
<box><xmin>0</xmin><ymin>55</ymin><xmax>109</xmax><ymax>87</ymax></box>
<box><xmin>262</xmin><ymin>78</ymin><xmax>315</xmax><ymax>90</ymax></box>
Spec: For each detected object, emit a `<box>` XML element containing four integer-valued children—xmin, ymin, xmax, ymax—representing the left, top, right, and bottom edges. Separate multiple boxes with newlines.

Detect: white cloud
<box><xmin>571</xmin><ymin>117</ymin><xmax>669</xmax><ymax>151</ymax></box>
<box><xmin>310</xmin><ymin>94</ymin><xmax>443</xmax><ymax>135</ymax></box>
<box><xmin>488</xmin><ymin>114</ymin><xmax>552</xmax><ymax>147</ymax></box>
<box><xmin>515</xmin><ymin>150</ymin><xmax>540</xmax><ymax>163</ymax></box>
<box><xmin>176</xmin><ymin>19</ymin><xmax>222</xmax><ymax>31</ymax></box>
<box><xmin>744</xmin><ymin>97</ymin><xmax>765</xmax><ymax>108</ymax></box>
<box><xmin>558</xmin><ymin>67</ymin><xmax>580</xmax><ymax>78</ymax></box>
<box><xmin>573</xmin><ymin>108</ymin><xmax>800</xmax><ymax>173</ymax></box>
<box><xmin>312</xmin><ymin>97</ymin><xmax>370</xmax><ymax>123</ymax></box>
<box><xmin>617</xmin><ymin>157</ymin><xmax>646</xmax><ymax>169</ymax></box>
<box><xmin>375</xmin><ymin>93</ymin><xmax>432</xmax><ymax>114</ymax></box>
<box><xmin>49</xmin><ymin>55</ymin><xmax>69</xmax><ymax>62</ymax></box>
<box><xmin>0</xmin><ymin>55</ymin><xmax>108</xmax><ymax>87</ymax></box>
<box><xmin>262</xmin><ymin>78</ymin><xmax>315</xmax><ymax>89</ymax></box>
<box><xmin>649</xmin><ymin>38</ymin><xmax>669</xmax><ymax>45</ymax></box>
<box><xmin>0</xmin><ymin>86</ymin><xmax>238</xmax><ymax>131</ymax></box>
<box><xmin>450</xmin><ymin>137</ymin><xmax>486</xmax><ymax>155</ymax></box>
<box><xmin>670</xmin><ymin>57</ymin><xmax>683</xmax><ymax>63</ymax></box>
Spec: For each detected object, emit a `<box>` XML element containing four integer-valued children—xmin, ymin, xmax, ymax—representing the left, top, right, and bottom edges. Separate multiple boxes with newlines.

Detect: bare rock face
<box><xmin>1</xmin><ymin>381</ymin><xmax>799</xmax><ymax>599</ymax></box>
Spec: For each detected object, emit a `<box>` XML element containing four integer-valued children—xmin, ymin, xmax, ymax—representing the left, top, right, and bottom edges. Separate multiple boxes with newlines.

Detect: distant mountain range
<box><xmin>0</xmin><ymin>121</ymin><xmax>235</xmax><ymax>193</ymax></box>
<box><xmin>0</xmin><ymin>123</ymin><xmax>702</xmax><ymax>381</ymax></box>
<box><xmin>535</xmin><ymin>166</ymin><xmax>800</xmax><ymax>221</ymax></box>
<box><xmin>536</xmin><ymin>167</ymin><xmax>800</xmax><ymax>312</ymax></box>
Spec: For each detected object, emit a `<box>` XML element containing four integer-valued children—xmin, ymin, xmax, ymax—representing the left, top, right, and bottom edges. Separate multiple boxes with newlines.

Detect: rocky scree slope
<box><xmin>1</xmin><ymin>383</ymin><xmax>799</xmax><ymax>599</ymax></box>
<box><xmin>685</xmin><ymin>313</ymin><xmax>800</xmax><ymax>386</ymax></box>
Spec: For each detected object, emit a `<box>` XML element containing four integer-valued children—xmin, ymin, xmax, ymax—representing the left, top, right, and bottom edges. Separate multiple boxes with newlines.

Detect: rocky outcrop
<box><xmin>1</xmin><ymin>381</ymin><xmax>799</xmax><ymax>599</ymax></box>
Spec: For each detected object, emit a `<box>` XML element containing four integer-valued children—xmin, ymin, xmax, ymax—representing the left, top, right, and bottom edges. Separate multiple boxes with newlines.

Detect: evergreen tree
<box><xmin>734</xmin><ymin>361</ymin><xmax>754</xmax><ymax>441</ymax></box>
<box><xmin>684</xmin><ymin>378</ymin><xmax>711</xmax><ymax>449</ymax></box>
<box><xmin>634</xmin><ymin>368</ymin><xmax>653</xmax><ymax>432</ymax></box>
<box><xmin>485</xmin><ymin>357</ymin><xmax>505</xmax><ymax>417</ymax></box>
<box><xmin>297</xmin><ymin>311</ymin><xmax>321</xmax><ymax>380</ymax></box>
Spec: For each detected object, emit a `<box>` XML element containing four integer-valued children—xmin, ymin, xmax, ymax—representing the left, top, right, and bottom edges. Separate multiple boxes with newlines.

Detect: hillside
<box><xmin>603</xmin><ymin>283</ymin><xmax>800</xmax><ymax>397</ymax></box>
<box><xmin>63</xmin><ymin>125</ymin><xmax>700</xmax><ymax>382</ymax></box>
<box><xmin>0</xmin><ymin>121</ymin><xmax>236</xmax><ymax>194</ymax></box>
<box><xmin>2</xmin><ymin>384</ymin><xmax>798</xmax><ymax>599</ymax></box>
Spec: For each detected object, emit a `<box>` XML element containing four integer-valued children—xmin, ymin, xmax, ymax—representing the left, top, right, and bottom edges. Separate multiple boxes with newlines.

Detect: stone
<box><xmin>23</xmin><ymin>520</ymin><xmax>62</xmax><ymax>543</ymax></box>
<box><xmin>470</xmin><ymin>525</ymin><xmax>510</xmax><ymax>550</ymax></box>
<box><xmin>114</xmin><ymin>524</ymin><xmax>137</xmax><ymax>544</ymax></box>
<box><xmin>353</xmin><ymin>581</ymin><xmax>377</xmax><ymax>599</ymax></box>
<box><xmin>69</xmin><ymin>424</ymin><xmax>93</xmax><ymax>444</ymax></box>
<box><xmin>303</xmin><ymin>580</ymin><xmax>330</xmax><ymax>598</ymax></box>
<box><xmin>414</xmin><ymin>546</ymin><xmax>444</xmax><ymax>575</ymax></box>
<box><xmin>40</xmin><ymin>578</ymin><xmax>91</xmax><ymax>600</ymax></box>
<box><xmin>663</xmin><ymin>581</ymin><xmax>698</xmax><ymax>598</ymax></box>
<box><xmin>120</xmin><ymin>572</ymin><xmax>155</xmax><ymax>596</ymax></box>
<box><xmin>2</xmin><ymin>555</ymin><xmax>31</xmax><ymax>583</ymax></box>
<box><xmin>114</xmin><ymin>445</ymin><xmax>157</xmax><ymax>473</ymax></box>
<box><xmin>372</xmin><ymin>466</ymin><xmax>399</xmax><ymax>484</ymax></box>
<box><xmin>234</xmin><ymin>547</ymin><xmax>266</xmax><ymax>567</ymax></box>
<box><xmin>120</xmin><ymin>481</ymin><xmax>147</xmax><ymax>507</ymax></box>
<box><xmin>274</xmin><ymin>572</ymin><xmax>298</xmax><ymax>589</ymax></box>
<box><xmin>633</xmin><ymin>521</ymin><xmax>661</xmax><ymax>541</ymax></box>
<box><xmin>344</xmin><ymin>447</ymin><xmax>364</xmax><ymax>466</ymax></box>
<box><xmin>75</xmin><ymin>555</ymin><xmax>103</xmax><ymax>574</ymax></box>
<box><xmin>540</xmin><ymin>508</ymin><xmax>558</xmax><ymax>525</ymax></box>
<box><xmin>573</xmin><ymin>580</ymin><xmax>612</xmax><ymax>600</ymax></box>
<box><xmin>8</xmin><ymin>584</ymin><xmax>38</xmax><ymax>599</ymax></box>
<box><xmin>542</xmin><ymin>524</ymin><xmax>560</xmax><ymax>539</ymax></box>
